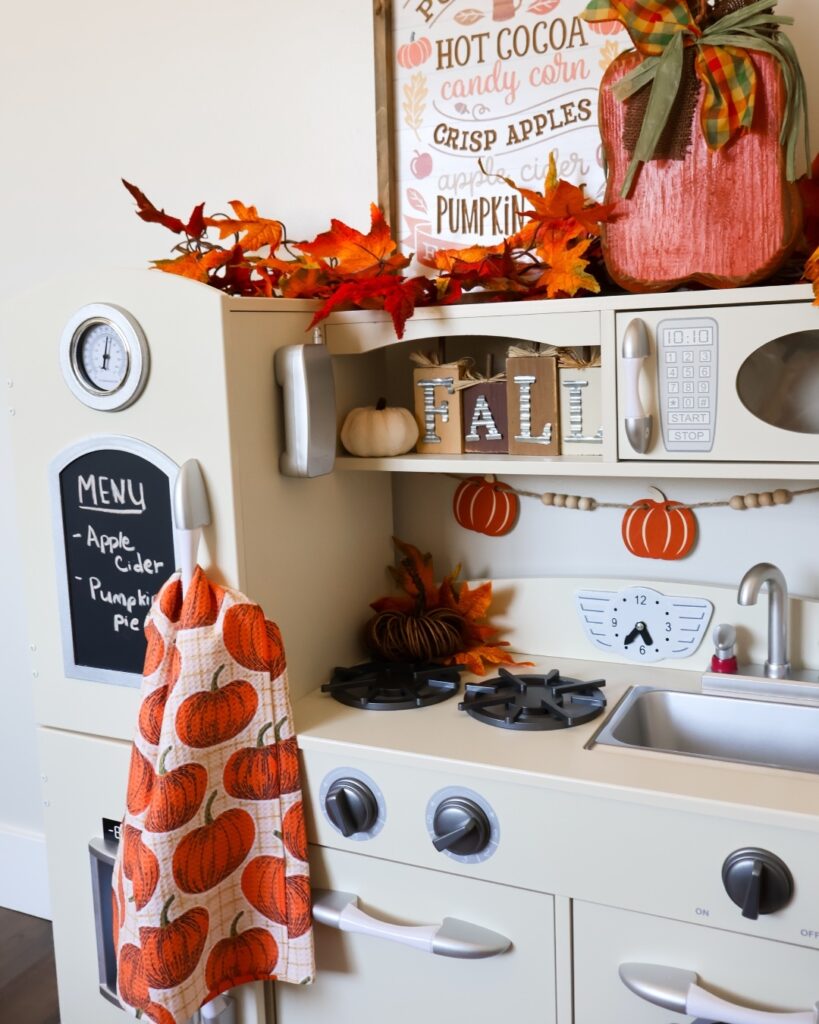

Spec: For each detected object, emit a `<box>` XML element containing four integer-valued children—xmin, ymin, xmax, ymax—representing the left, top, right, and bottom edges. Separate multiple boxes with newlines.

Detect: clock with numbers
<box><xmin>60</xmin><ymin>303</ymin><xmax>149</xmax><ymax>411</ymax></box>
<box><xmin>575</xmin><ymin>586</ymin><xmax>713</xmax><ymax>663</ymax></box>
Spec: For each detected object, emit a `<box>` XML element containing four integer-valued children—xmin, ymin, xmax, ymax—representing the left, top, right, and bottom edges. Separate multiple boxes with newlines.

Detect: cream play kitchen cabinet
<box><xmin>4</xmin><ymin>269</ymin><xmax>819</xmax><ymax>1024</ymax></box>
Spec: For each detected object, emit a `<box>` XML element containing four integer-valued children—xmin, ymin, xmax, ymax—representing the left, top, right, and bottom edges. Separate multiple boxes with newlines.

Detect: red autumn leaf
<box><xmin>308</xmin><ymin>274</ymin><xmax>436</xmax><ymax>339</ymax></box>
<box><xmin>122</xmin><ymin>180</ymin><xmax>205</xmax><ymax>237</ymax></box>
<box><xmin>299</xmin><ymin>204</ymin><xmax>410</xmax><ymax>276</ymax></box>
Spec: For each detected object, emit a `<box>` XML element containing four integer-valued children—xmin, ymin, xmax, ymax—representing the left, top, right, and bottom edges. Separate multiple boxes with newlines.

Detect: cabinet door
<box><xmin>616</xmin><ymin>303</ymin><xmax>819</xmax><ymax>462</ymax></box>
<box><xmin>276</xmin><ymin>845</ymin><xmax>556</xmax><ymax>1024</ymax></box>
<box><xmin>574</xmin><ymin>901</ymin><xmax>819</xmax><ymax>1024</ymax></box>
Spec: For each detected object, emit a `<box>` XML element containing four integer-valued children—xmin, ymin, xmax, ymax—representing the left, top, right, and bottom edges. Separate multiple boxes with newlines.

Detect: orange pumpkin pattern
<box><xmin>621</xmin><ymin>491</ymin><xmax>697</xmax><ymax>560</ymax></box>
<box><xmin>113</xmin><ymin>567</ymin><xmax>314</xmax><ymax>1023</ymax></box>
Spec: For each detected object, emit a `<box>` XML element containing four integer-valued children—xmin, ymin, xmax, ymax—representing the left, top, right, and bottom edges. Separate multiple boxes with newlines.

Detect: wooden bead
<box><xmin>553</xmin><ymin>494</ymin><xmax>566</xmax><ymax>508</ymax></box>
<box><xmin>773</xmin><ymin>489</ymin><xmax>791</xmax><ymax>506</ymax></box>
<box><xmin>758</xmin><ymin>492</ymin><xmax>774</xmax><ymax>507</ymax></box>
<box><xmin>541</xmin><ymin>492</ymin><xmax>554</xmax><ymax>506</ymax></box>
<box><xmin>565</xmin><ymin>495</ymin><xmax>579</xmax><ymax>509</ymax></box>
<box><xmin>578</xmin><ymin>497</ymin><xmax>595</xmax><ymax>511</ymax></box>
<box><xmin>483</xmin><ymin>474</ymin><xmax>496</xmax><ymax>484</ymax></box>
<box><xmin>729</xmin><ymin>495</ymin><xmax>746</xmax><ymax>510</ymax></box>
<box><xmin>744</xmin><ymin>493</ymin><xmax>759</xmax><ymax>509</ymax></box>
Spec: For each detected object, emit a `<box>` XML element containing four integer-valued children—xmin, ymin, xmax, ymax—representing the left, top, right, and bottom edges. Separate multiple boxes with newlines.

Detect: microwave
<box><xmin>616</xmin><ymin>301</ymin><xmax>819</xmax><ymax>462</ymax></box>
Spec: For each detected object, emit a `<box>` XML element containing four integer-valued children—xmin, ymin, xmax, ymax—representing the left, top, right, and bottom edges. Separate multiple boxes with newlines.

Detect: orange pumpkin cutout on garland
<box><xmin>622</xmin><ymin>489</ymin><xmax>697</xmax><ymax>561</ymax></box>
<box><xmin>453</xmin><ymin>476</ymin><xmax>519</xmax><ymax>537</ymax></box>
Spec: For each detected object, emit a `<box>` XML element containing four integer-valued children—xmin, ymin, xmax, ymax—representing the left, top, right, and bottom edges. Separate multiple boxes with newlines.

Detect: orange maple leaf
<box><xmin>205</xmin><ymin>201</ymin><xmax>284</xmax><ymax>252</ymax></box>
<box><xmin>299</xmin><ymin>204</ymin><xmax>411</xmax><ymax>276</ymax></box>
<box><xmin>151</xmin><ymin>247</ymin><xmax>235</xmax><ymax>282</ymax></box>
<box><xmin>535</xmin><ymin>235</ymin><xmax>600</xmax><ymax>298</ymax></box>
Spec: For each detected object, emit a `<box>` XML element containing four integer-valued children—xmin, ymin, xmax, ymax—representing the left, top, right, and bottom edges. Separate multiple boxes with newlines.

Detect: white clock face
<box><xmin>576</xmin><ymin>586</ymin><xmax>713</xmax><ymax>663</ymax></box>
<box><xmin>75</xmin><ymin>320</ymin><xmax>129</xmax><ymax>394</ymax></box>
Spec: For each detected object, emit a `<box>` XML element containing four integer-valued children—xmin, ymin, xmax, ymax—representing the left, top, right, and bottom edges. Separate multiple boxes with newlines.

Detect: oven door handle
<box><xmin>312</xmin><ymin>889</ymin><xmax>511</xmax><ymax>959</ymax></box>
<box><xmin>620</xmin><ymin>962</ymin><xmax>819</xmax><ymax>1024</ymax></box>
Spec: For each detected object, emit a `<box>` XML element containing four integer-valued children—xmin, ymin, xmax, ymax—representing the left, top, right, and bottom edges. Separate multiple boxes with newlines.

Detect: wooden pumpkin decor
<box><xmin>205</xmin><ymin>912</ymin><xmax>279</xmax><ymax>997</ymax></box>
<box><xmin>139</xmin><ymin>896</ymin><xmax>210</xmax><ymax>989</ymax></box>
<box><xmin>586</xmin><ymin>0</ymin><xmax>808</xmax><ymax>291</ymax></box>
<box><xmin>453</xmin><ymin>476</ymin><xmax>519</xmax><ymax>537</ymax></box>
<box><xmin>340</xmin><ymin>398</ymin><xmax>419</xmax><ymax>457</ymax></box>
<box><xmin>621</xmin><ymin>489</ymin><xmax>697</xmax><ymax>561</ymax></box>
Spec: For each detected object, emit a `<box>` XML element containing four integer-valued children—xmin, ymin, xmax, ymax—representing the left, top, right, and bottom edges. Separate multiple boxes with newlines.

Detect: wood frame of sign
<box><xmin>49</xmin><ymin>435</ymin><xmax>181</xmax><ymax>688</ymax></box>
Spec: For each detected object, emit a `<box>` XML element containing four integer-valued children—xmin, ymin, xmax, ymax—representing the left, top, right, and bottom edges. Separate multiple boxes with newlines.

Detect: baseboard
<box><xmin>0</xmin><ymin>825</ymin><xmax>51</xmax><ymax>919</ymax></box>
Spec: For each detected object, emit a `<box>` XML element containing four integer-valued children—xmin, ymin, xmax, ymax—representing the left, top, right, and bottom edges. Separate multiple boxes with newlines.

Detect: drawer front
<box><xmin>276</xmin><ymin>845</ymin><xmax>556</xmax><ymax>1024</ymax></box>
<box><xmin>574</xmin><ymin>901</ymin><xmax>819</xmax><ymax>1024</ymax></box>
<box><xmin>616</xmin><ymin>303</ymin><xmax>819</xmax><ymax>462</ymax></box>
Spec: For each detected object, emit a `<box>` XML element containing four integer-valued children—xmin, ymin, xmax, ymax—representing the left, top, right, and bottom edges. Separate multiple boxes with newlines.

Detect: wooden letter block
<box><xmin>559</xmin><ymin>367</ymin><xmax>603</xmax><ymax>454</ymax></box>
<box><xmin>462</xmin><ymin>381</ymin><xmax>508</xmax><ymax>454</ymax></box>
<box><xmin>413</xmin><ymin>364</ymin><xmax>464</xmax><ymax>454</ymax></box>
<box><xmin>506</xmin><ymin>356</ymin><xmax>559</xmax><ymax>457</ymax></box>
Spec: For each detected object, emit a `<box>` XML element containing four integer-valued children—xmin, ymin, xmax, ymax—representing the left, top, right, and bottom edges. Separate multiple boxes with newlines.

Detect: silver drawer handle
<box><xmin>620</xmin><ymin>962</ymin><xmax>818</xmax><ymax>1024</ymax></box>
<box><xmin>622</xmin><ymin>318</ymin><xmax>652</xmax><ymax>453</ymax></box>
<box><xmin>312</xmin><ymin>889</ymin><xmax>511</xmax><ymax>960</ymax></box>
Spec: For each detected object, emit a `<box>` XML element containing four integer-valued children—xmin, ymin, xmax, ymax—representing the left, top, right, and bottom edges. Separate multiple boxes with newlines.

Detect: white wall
<box><xmin>0</xmin><ymin>0</ymin><xmax>378</xmax><ymax>917</ymax></box>
<box><xmin>1</xmin><ymin>0</ymin><xmax>818</xmax><ymax>918</ymax></box>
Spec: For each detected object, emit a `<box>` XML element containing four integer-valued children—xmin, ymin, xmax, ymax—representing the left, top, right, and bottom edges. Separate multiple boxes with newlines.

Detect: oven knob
<box><xmin>722</xmin><ymin>848</ymin><xmax>794</xmax><ymax>919</ymax></box>
<box><xmin>431</xmin><ymin>797</ymin><xmax>491</xmax><ymax>856</ymax></box>
<box><xmin>325</xmin><ymin>778</ymin><xmax>378</xmax><ymax>837</ymax></box>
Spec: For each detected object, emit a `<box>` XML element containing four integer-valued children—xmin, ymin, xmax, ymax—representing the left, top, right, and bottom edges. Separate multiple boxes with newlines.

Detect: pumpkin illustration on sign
<box><xmin>621</xmin><ymin>488</ymin><xmax>697</xmax><ymax>561</ymax></box>
<box><xmin>453</xmin><ymin>476</ymin><xmax>519</xmax><ymax>537</ymax></box>
<box><xmin>397</xmin><ymin>33</ymin><xmax>431</xmax><ymax>68</ymax></box>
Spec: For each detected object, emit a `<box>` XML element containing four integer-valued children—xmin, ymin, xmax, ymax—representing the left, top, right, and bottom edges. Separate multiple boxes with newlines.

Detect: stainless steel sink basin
<box><xmin>591</xmin><ymin>686</ymin><xmax>819</xmax><ymax>775</ymax></box>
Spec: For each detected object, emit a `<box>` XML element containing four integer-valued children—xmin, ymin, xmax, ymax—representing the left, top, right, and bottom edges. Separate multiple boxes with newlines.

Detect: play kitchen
<box><xmin>4</xmin><ymin>267</ymin><xmax>819</xmax><ymax>1024</ymax></box>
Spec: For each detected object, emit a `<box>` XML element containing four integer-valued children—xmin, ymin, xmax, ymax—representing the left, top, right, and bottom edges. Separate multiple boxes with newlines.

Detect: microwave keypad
<box><xmin>657</xmin><ymin>317</ymin><xmax>718</xmax><ymax>452</ymax></box>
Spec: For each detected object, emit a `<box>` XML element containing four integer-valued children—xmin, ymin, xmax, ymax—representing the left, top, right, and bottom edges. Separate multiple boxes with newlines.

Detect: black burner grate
<box><xmin>323</xmin><ymin>661</ymin><xmax>463</xmax><ymax>710</ymax></box>
<box><xmin>459</xmin><ymin>667</ymin><xmax>606</xmax><ymax>731</ymax></box>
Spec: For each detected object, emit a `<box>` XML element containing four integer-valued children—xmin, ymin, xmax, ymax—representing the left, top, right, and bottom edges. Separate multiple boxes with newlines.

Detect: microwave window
<box><xmin>736</xmin><ymin>330</ymin><xmax>819</xmax><ymax>434</ymax></box>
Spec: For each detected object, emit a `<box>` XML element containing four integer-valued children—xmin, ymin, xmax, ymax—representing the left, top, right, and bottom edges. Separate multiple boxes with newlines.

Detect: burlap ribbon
<box><xmin>507</xmin><ymin>343</ymin><xmax>601</xmax><ymax>369</ymax></box>
<box><xmin>583</xmin><ymin>0</ymin><xmax>808</xmax><ymax>196</ymax></box>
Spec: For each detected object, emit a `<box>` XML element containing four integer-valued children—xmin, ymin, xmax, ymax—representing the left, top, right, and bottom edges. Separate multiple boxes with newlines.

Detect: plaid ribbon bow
<box><xmin>583</xmin><ymin>0</ymin><xmax>808</xmax><ymax>196</ymax></box>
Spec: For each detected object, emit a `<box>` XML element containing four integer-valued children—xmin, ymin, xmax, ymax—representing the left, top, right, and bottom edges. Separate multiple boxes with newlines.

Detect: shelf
<box><xmin>335</xmin><ymin>455</ymin><xmax>819</xmax><ymax>480</ymax></box>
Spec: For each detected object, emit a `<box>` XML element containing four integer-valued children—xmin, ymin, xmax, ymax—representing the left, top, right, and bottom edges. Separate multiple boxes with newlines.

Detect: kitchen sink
<box><xmin>590</xmin><ymin>686</ymin><xmax>819</xmax><ymax>775</ymax></box>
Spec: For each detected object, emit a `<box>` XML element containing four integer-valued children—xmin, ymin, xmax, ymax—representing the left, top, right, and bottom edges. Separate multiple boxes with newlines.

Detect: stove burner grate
<box><xmin>323</xmin><ymin>661</ymin><xmax>463</xmax><ymax>711</ymax></box>
<box><xmin>459</xmin><ymin>667</ymin><xmax>606</xmax><ymax>731</ymax></box>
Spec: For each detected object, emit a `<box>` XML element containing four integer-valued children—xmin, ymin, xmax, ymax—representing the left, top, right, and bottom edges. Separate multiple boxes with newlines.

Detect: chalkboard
<box><xmin>52</xmin><ymin>439</ymin><xmax>178</xmax><ymax>685</ymax></box>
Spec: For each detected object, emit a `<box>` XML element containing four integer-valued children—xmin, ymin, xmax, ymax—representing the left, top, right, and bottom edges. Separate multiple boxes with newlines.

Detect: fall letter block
<box><xmin>413</xmin><ymin>364</ymin><xmax>464</xmax><ymax>454</ymax></box>
<box><xmin>462</xmin><ymin>382</ymin><xmax>508</xmax><ymax>454</ymax></box>
<box><xmin>506</xmin><ymin>356</ymin><xmax>559</xmax><ymax>457</ymax></box>
<box><xmin>559</xmin><ymin>367</ymin><xmax>603</xmax><ymax>453</ymax></box>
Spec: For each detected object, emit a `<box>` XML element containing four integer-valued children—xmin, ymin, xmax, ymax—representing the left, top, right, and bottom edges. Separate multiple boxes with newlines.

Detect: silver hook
<box><xmin>172</xmin><ymin>460</ymin><xmax>211</xmax><ymax>593</ymax></box>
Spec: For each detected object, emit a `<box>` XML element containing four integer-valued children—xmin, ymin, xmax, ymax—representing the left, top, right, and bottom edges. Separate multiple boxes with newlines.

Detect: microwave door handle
<box><xmin>620</xmin><ymin>963</ymin><xmax>819</xmax><ymax>1024</ymax></box>
<box><xmin>312</xmin><ymin>889</ymin><xmax>511</xmax><ymax>960</ymax></box>
<box><xmin>622</xmin><ymin>318</ymin><xmax>653</xmax><ymax>454</ymax></box>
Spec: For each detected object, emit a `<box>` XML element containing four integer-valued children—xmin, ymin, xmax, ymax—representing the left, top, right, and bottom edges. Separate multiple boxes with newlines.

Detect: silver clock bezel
<box><xmin>59</xmin><ymin>303</ymin><xmax>149</xmax><ymax>411</ymax></box>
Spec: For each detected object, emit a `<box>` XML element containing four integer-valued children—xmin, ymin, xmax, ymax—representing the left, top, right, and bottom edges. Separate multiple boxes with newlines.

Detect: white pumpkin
<box><xmin>340</xmin><ymin>399</ymin><xmax>419</xmax><ymax>457</ymax></box>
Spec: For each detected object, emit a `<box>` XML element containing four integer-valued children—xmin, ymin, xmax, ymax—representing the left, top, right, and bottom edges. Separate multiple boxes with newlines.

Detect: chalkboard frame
<box><xmin>49</xmin><ymin>435</ymin><xmax>181</xmax><ymax>688</ymax></box>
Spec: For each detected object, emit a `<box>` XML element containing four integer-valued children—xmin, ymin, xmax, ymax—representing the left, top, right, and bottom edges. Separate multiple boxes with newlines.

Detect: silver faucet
<box><xmin>737</xmin><ymin>562</ymin><xmax>790</xmax><ymax>679</ymax></box>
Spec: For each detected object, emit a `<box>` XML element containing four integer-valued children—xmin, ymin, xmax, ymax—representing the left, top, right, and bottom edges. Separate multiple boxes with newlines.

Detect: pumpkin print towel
<box><xmin>112</xmin><ymin>567</ymin><xmax>315</xmax><ymax>1024</ymax></box>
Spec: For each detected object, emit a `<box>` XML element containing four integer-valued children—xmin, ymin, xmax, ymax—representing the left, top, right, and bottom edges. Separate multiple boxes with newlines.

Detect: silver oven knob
<box><xmin>431</xmin><ymin>797</ymin><xmax>491</xmax><ymax>856</ymax></box>
<box><xmin>325</xmin><ymin>778</ymin><xmax>379</xmax><ymax>837</ymax></box>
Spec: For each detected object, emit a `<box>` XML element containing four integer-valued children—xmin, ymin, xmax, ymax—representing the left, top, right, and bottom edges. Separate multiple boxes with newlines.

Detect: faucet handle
<box><xmin>710</xmin><ymin>624</ymin><xmax>738</xmax><ymax>674</ymax></box>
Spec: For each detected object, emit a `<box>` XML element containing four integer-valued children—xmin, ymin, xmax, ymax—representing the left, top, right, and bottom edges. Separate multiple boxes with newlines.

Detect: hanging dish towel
<box><xmin>112</xmin><ymin>567</ymin><xmax>315</xmax><ymax>1024</ymax></box>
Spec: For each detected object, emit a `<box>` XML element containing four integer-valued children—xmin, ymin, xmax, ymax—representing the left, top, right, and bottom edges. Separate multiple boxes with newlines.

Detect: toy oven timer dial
<box><xmin>60</xmin><ymin>303</ymin><xmax>149</xmax><ymax>411</ymax></box>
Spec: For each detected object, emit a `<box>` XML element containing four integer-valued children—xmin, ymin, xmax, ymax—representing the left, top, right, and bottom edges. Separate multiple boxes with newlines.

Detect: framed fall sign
<box><xmin>373</xmin><ymin>0</ymin><xmax>622</xmax><ymax>266</ymax></box>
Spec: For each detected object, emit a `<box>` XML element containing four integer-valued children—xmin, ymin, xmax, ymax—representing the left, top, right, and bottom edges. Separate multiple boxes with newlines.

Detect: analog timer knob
<box><xmin>722</xmin><ymin>848</ymin><xmax>794</xmax><ymax>919</ymax></box>
<box><xmin>325</xmin><ymin>778</ymin><xmax>379</xmax><ymax>837</ymax></box>
<box><xmin>431</xmin><ymin>797</ymin><xmax>491</xmax><ymax>856</ymax></box>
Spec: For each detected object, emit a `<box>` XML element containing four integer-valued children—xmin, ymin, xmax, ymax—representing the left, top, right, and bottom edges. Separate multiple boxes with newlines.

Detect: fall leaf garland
<box><xmin>123</xmin><ymin>157</ymin><xmax>613</xmax><ymax>338</ymax></box>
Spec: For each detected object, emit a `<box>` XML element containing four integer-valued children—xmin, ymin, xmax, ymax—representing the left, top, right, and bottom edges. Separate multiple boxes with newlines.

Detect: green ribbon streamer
<box><xmin>612</xmin><ymin>0</ymin><xmax>809</xmax><ymax>198</ymax></box>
